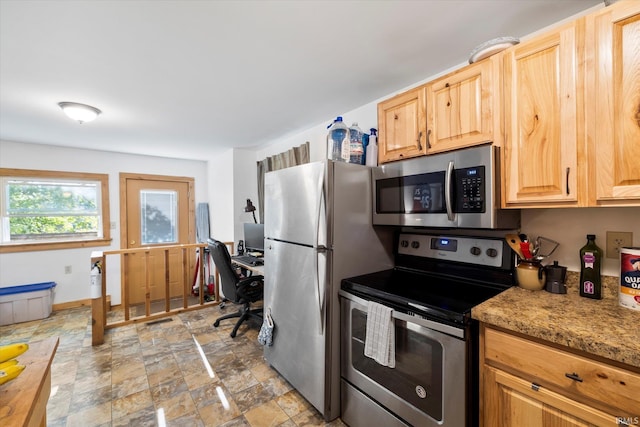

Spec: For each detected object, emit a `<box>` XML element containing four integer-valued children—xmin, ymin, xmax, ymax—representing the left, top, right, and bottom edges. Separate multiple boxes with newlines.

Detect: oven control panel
<box><xmin>397</xmin><ymin>233</ymin><xmax>503</xmax><ymax>267</ymax></box>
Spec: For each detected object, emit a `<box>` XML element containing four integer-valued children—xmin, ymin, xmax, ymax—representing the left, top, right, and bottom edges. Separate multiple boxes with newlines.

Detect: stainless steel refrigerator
<box><xmin>264</xmin><ymin>160</ymin><xmax>393</xmax><ymax>421</ymax></box>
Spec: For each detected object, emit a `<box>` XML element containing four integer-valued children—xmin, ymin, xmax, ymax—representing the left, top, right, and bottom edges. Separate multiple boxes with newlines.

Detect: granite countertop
<box><xmin>472</xmin><ymin>272</ymin><xmax>640</xmax><ymax>369</ymax></box>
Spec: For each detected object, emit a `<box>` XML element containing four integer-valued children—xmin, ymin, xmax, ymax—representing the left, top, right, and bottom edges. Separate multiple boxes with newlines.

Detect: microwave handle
<box><xmin>445</xmin><ymin>160</ymin><xmax>455</xmax><ymax>221</ymax></box>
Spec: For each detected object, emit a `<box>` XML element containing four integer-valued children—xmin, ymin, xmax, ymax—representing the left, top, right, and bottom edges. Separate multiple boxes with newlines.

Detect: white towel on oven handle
<box><xmin>364</xmin><ymin>301</ymin><xmax>396</xmax><ymax>368</ymax></box>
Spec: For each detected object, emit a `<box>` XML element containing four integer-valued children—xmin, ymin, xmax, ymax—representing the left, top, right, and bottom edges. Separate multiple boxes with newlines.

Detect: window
<box><xmin>140</xmin><ymin>189</ymin><xmax>178</xmax><ymax>244</ymax></box>
<box><xmin>0</xmin><ymin>168</ymin><xmax>111</xmax><ymax>253</ymax></box>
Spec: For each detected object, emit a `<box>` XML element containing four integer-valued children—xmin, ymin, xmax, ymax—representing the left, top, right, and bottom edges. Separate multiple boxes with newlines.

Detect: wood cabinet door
<box><xmin>377</xmin><ymin>85</ymin><xmax>427</xmax><ymax>163</ymax></box>
<box><xmin>483</xmin><ymin>367</ymin><xmax>616</xmax><ymax>427</ymax></box>
<box><xmin>587</xmin><ymin>1</ymin><xmax>640</xmax><ymax>206</ymax></box>
<box><xmin>426</xmin><ymin>55</ymin><xmax>501</xmax><ymax>154</ymax></box>
<box><xmin>503</xmin><ymin>21</ymin><xmax>584</xmax><ymax>206</ymax></box>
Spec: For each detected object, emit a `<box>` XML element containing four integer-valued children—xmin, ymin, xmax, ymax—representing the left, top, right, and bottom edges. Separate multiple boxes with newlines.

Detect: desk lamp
<box><xmin>244</xmin><ymin>199</ymin><xmax>257</xmax><ymax>223</ymax></box>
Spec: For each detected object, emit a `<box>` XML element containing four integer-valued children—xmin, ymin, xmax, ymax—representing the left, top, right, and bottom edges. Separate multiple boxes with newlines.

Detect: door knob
<box><xmin>130</xmin><ymin>240</ymin><xmax>136</xmax><ymax>245</ymax></box>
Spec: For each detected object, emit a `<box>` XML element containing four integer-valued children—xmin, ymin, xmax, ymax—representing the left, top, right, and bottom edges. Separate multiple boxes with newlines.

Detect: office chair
<box><xmin>208</xmin><ymin>239</ymin><xmax>264</xmax><ymax>338</ymax></box>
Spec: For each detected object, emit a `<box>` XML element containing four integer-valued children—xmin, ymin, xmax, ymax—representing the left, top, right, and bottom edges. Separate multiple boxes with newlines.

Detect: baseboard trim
<box><xmin>53</xmin><ymin>294</ymin><xmax>111</xmax><ymax>312</ymax></box>
<box><xmin>53</xmin><ymin>299</ymin><xmax>91</xmax><ymax>311</ymax></box>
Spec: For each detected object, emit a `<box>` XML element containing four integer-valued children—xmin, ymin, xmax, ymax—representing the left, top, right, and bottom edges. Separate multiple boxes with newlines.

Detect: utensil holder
<box><xmin>516</xmin><ymin>260</ymin><xmax>546</xmax><ymax>291</ymax></box>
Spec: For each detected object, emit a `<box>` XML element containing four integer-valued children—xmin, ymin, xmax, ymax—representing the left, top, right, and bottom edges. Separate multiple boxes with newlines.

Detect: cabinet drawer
<box><xmin>484</xmin><ymin>327</ymin><xmax>640</xmax><ymax>416</ymax></box>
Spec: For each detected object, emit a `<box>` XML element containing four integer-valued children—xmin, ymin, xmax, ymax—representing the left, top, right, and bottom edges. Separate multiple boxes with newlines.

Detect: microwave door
<box><xmin>374</xmin><ymin>170</ymin><xmax>455</xmax><ymax>227</ymax></box>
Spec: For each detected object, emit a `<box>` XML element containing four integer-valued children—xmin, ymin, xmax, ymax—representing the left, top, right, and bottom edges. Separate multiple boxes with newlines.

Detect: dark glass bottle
<box><xmin>579</xmin><ymin>234</ymin><xmax>602</xmax><ymax>299</ymax></box>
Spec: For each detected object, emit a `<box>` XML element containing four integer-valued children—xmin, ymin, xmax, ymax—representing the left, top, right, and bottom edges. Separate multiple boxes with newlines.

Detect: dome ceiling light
<box><xmin>58</xmin><ymin>102</ymin><xmax>102</xmax><ymax>124</ymax></box>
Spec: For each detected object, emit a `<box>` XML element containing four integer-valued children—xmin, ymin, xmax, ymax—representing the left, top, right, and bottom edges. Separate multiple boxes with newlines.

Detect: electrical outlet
<box><xmin>64</xmin><ymin>265</ymin><xmax>72</xmax><ymax>274</ymax></box>
<box><xmin>606</xmin><ymin>231</ymin><xmax>633</xmax><ymax>259</ymax></box>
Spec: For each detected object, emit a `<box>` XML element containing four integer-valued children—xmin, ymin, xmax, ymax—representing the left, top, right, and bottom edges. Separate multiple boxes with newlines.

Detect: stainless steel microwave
<box><xmin>372</xmin><ymin>145</ymin><xmax>520</xmax><ymax>229</ymax></box>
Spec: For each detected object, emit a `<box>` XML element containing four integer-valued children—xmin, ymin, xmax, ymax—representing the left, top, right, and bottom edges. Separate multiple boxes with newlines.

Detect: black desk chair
<box><xmin>208</xmin><ymin>239</ymin><xmax>264</xmax><ymax>338</ymax></box>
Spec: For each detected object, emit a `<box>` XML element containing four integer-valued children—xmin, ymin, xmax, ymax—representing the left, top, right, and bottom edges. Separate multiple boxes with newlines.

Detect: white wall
<box><xmin>233</xmin><ymin>148</ymin><xmax>259</xmax><ymax>244</ymax></box>
<box><xmin>0</xmin><ymin>139</ymin><xmax>208</xmax><ymax>305</ymax></box>
<box><xmin>256</xmin><ymin>83</ymin><xmax>420</xmax><ymax>163</ymax></box>
<box><xmin>207</xmin><ymin>149</ymin><xmax>234</xmax><ymax>243</ymax></box>
<box><xmin>205</xmin><ymin>148</ymin><xmax>259</xmax><ymax>247</ymax></box>
<box><xmin>521</xmin><ymin>208</ymin><xmax>639</xmax><ymax>276</ymax></box>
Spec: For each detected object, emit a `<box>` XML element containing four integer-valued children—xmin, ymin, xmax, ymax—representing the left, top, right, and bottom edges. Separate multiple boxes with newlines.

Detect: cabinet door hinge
<box><xmin>531</xmin><ymin>383</ymin><xmax>540</xmax><ymax>391</ymax></box>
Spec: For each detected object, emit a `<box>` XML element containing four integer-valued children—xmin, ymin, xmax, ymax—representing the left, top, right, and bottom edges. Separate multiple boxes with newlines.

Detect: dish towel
<box><xmin>364</xmin><ymin>301</ymin><xmax>396</xmax><ymax>368</ymax></box>
<box><xmin>258</xmin><ymin>308</ymin><xmax>274</xmax><ymax>347</ymax></box>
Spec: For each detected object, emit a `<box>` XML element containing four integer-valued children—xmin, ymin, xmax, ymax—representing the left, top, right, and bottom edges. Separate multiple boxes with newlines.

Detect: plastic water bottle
<box><xmin>361</xmin><ymin>133</ymin><xmax>369</xmax><ymax>166</ymax></box>
<box><xmin>348</xmin><ymin>122</ymin><xmax>364</xmax><ymax>164</ymax></box>
<box><xmin>327</xmin><ymin>116</ymin><xmax>349</xmax><ymax>162</ymax></box>
<box><xmin>365</xmin><ymin>128</ymin><xmax>378</xmax><ymax>166</ymax></box>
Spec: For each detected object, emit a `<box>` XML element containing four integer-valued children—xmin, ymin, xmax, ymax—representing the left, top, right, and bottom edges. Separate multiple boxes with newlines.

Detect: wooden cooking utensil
<box><xmin>505</xmin><ymin>233</ymin><xmax>525</xmax><ymax>259</ymax></box>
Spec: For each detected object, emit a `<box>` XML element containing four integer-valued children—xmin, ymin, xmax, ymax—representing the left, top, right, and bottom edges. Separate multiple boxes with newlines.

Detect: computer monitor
<box><xmin>243</xmin><ymin>223</ymin><xmax>264</xmax><ymax>253</ymax></box>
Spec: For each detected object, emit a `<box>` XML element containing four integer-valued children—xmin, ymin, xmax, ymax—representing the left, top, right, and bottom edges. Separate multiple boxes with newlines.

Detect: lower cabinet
<box><xmin>480</xmin><ymin>325</ymin><xmax>640</xmax><ymax>427</ymax></box>
<box><xmin>485</xmin><ymin>367</ymin><xmax>615</xmax><ymax>426</ymax></box>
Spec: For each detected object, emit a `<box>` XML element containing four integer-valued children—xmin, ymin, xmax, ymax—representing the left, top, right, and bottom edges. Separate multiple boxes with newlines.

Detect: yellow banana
<box><xmin>0</xmin><ymin>343</ymin><xmax>29</xmax><ymax>364</ymax></box>
<box><xmin>0</xmin><ymin>364</ymin><xmax>26</xmax><ymax>385</ymax></box>
<box><xmin>0</xmin><ymin>359</ymin><xmax>19</xmax><ymax>370</ymax></box>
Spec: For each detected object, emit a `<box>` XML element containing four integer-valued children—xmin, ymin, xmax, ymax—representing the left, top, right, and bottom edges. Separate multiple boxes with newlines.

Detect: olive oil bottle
<box><xmin>579</xmin><ymin>234</ymin><xmax>602</xmax><ymax>299</ymax></box>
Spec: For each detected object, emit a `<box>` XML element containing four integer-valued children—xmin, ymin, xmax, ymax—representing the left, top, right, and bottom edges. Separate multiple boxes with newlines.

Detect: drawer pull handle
<box><xmin>565</xmin><ymin>372</ymin><xmax>583</xmax><ymax>382</ymax></box>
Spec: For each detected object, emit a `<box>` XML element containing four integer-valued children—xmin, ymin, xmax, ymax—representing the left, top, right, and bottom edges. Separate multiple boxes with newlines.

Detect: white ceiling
<box><xmin>0</xmin><ymin>0</ymin><xmax>602</xmax><ymax>161</ymax></box>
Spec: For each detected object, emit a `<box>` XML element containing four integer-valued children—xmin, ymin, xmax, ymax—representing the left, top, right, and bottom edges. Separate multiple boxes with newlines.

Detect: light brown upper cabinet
<box><xmin>586</xmin><ymin>1</ymin><xmax>640</xmax><ymax>206</ymax></box>
<box><xmin>377</xmin><ymin>85</ymin><xmax>427</xmax><ymax>163</ymax></box>
<box><xmin>503</xmin><ymin>20</ymin><xmax>585</xmax><ymax>207</ymax></box>
<box><xmin>425</xmin><ymin>54</ymin><xmax>502</xmax><ymax>154</ymax></box>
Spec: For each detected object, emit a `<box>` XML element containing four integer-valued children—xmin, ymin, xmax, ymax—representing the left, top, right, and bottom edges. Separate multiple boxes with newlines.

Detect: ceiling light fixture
<box><xmin>58</xmin><ymin>102</ymin><xmax>102</xmax><ymax>124</ymax></box>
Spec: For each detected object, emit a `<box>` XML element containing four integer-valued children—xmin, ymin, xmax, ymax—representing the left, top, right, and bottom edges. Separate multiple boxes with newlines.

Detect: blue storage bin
<box><xmin>0</xmin><ymin>282</ymin><xmax>56</xmax><ymax>325</ymax></box>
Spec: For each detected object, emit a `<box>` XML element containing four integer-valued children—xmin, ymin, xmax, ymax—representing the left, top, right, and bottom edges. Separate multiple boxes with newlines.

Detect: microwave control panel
<box><xmin>454</xmin><ymin>166</ymin><xmax>485</xmax><ymax>213</ymax></box>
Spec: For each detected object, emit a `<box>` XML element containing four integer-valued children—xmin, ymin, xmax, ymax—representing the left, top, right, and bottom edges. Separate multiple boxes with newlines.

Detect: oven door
<box><xmin>340</xmin><ymin>292</ymin><xmax>467</xmax><ymax>427</ymax></box>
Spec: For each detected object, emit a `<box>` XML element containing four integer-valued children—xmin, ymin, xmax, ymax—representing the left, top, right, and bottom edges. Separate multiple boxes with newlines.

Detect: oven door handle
<box><xmin>339</xmin><ymin>290</ymin><xmax>465</xmax><ymax>339</ymax></box>
<box><xmin>445</xmin><ymin>160</ymin><xmax>455</xmax><ymax>222</ymax></box>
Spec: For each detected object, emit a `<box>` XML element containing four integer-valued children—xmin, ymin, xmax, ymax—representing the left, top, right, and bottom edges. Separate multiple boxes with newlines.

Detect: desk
<box><xmin>0</xmin><ymin>337</ymin><xmax>59</xmax><ymax>427</ymax></box>
<box><xmin>232</xmin><ymin>259</ymin><xmax>264</xmax><ymax>276</ymax></box>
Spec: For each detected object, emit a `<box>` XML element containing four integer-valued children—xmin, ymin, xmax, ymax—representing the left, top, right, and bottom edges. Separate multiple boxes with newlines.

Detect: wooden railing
<box><xmin>90</xmin><ymin>241</ymin><xmax>234</xmax><ymax>346</ymax></box>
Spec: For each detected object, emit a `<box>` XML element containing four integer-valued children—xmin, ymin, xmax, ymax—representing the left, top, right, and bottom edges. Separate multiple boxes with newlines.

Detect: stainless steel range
<box><xmin>339</xmin><ymin>232</ymin><xmax>515</xmax><ymax>427</ymax></box>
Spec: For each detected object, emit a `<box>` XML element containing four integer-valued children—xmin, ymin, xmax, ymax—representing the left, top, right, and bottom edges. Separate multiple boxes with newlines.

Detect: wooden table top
<box><xmin>0</xmin><ymin>337</ymin><xmax>59</xmax><ymax>426</ymax></box>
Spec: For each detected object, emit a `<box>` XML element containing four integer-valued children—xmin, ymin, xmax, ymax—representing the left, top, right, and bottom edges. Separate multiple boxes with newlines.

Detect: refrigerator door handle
<box><xmin>315</xmin><ymin>247</ymin><xmax>327</xmax><ymax>335</ymax></box>
<box><xmin>313</xmin><ymin>164</ymin><xmax>325</xmax><ymax>249</ymax></box>
<box><xmin>313</xmin><ymin>170</ymin><xmax>327</xmax><ymax>335</ymax></box>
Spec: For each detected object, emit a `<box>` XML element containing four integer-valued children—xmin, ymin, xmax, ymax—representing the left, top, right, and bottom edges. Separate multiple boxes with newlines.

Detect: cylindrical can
<box><xmin>620</xmin><ymin>247</ymin><xmax>640</xmax><ymax>311</ymax></box>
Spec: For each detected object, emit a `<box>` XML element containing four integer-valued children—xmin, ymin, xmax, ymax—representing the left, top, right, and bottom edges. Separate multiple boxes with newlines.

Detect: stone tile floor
<box><xmin>0</xmin><ymin>306</ymin><xmax>347</xmax><ymax>427</ymax></box>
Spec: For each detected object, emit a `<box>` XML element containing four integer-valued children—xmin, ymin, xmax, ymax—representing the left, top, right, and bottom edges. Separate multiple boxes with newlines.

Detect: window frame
<box><xmin>0</xmin><ymin>168</ymin><xmax>111</xmax><ymax>253</ymax></box>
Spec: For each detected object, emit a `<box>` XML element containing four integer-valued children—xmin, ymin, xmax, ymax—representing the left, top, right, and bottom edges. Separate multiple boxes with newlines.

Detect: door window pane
<box><xmin>140</xmin><ymin>190</ymin><xmax>177</xmax><ymax>244</ymax></box>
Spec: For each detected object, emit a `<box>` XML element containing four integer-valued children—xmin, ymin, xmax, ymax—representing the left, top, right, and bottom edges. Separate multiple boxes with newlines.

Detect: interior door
<box><xmin>120</xmin><ymin>174</ymin><xmax>195</xmax><ymax>307</ymax></box>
